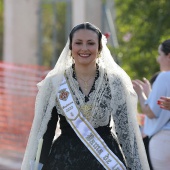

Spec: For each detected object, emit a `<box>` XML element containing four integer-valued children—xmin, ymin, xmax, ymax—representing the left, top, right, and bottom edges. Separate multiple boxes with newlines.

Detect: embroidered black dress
<box><xmin>40</xmin><ymin>66</ymin><xmax>127</xmax><ymax>170</ymax></box>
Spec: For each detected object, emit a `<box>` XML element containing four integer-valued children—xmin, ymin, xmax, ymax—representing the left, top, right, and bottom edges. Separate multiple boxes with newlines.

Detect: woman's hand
<box><xmin>132</xmin><ymin>79</ymin><xmax>155</xmax><ymax>119</ymax></box>
<box><xmin>157</xmin><ymin>96</ymin><xmax>170</xmax><ymax>111</ymax></box>
<box><xmin>132</xmin><ymin>78</ymin><xmax>151</xmax><ymax>97</ymax></box>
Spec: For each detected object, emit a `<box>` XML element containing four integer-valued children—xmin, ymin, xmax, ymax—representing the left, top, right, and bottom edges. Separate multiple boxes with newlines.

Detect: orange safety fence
<box><xmin>0</xmin><ymin>62</ymin><xmax>49</xmax><ymax>152</ymax></box>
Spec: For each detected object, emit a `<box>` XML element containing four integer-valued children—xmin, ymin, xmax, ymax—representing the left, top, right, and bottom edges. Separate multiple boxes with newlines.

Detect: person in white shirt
<box><xmin>132</xmin><ymin>39</ymin><xmax>170</xmax><ymax>170</ymax></box>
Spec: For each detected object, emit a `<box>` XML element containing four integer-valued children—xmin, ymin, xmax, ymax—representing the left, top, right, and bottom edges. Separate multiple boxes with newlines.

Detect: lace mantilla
<box><xmin>21</xmin><ymin>35</ymin><xmax>150</xmax><ymax>170</ymax></box>
<box><xmin>56</xmin><ymin>65</ymin><xmax>112</xmax><ymax>128</ymax></box>
<box><xmin>56</xmin><ymin>65</ymin><xmax>143</xmax><ymax>169</ymax></box>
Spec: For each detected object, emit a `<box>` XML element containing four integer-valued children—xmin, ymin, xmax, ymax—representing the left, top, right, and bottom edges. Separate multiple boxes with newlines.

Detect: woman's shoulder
<box><xmin>155</xmin><ymin>71</ymin><xmax>170</xmax><ymax>82</ymax></box>
<box><xmin>158</xmin><ymin>71</ymin><xmax>170</xmax><ymax>77</ymax></box>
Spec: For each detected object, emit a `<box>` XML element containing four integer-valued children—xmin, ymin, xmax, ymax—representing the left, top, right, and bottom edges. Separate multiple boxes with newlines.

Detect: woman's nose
<box><xmin>81</xmin><ymin>44</ymin><xmax>87</xmax><ymax>50</ymax></box>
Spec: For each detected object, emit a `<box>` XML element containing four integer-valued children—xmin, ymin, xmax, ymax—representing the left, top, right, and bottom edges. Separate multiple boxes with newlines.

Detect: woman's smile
<box><xmin>71</xmin><ymin>29</ymin><xmax>99</xmax><ymax>66</ymax></box>
<box><xmin>79</xmin><ymin>53</ymin><xmax>90</xmax><ymax>58</ymax></box>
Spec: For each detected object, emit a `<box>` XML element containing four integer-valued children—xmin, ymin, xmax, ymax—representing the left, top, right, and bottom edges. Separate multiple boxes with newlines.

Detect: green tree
<box><xmin>112</xmin><ymin>0</ymin><xmax>170</xmax><ymax>80</ymax></box>
<box><xmin>41</xmin><ymin>2</ymin><xmax>67</xmax><ymax>67</ymax></box>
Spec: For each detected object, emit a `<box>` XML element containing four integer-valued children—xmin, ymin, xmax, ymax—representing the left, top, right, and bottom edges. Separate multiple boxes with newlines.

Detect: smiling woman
<box><xmin>21</xmin><ymin>22</ymin><xmax>150</xmax><ymax>170</ymax></box>
<box><xmin>71</xmin><ymin>29</ymin><xmax>99</xmax><ymax>95</ymax></box>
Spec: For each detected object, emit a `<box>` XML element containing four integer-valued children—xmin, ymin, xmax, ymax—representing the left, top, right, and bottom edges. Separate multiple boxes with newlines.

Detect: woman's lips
<box><xmin>79</xmin><ymin>54</ymin><xmax>90</xmax><ymax>58</ymax></box>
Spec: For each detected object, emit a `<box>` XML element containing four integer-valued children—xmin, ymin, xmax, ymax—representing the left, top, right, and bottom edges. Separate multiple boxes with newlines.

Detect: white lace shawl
<box><xmin>21</xmin><ymin>36</ymin><xmax>150</xmax><ymax>170</ymax></box>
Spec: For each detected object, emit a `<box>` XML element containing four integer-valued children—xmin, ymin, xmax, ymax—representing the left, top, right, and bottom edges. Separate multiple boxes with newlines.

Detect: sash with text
<box><xmin>57</xmin><ymin>77</ymin><xmax>126</xmax><ymax>170</ymax></box>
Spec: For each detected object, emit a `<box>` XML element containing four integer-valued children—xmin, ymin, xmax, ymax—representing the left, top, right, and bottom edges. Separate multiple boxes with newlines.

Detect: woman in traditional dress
<box><xmin>21</xmin><ymin>22</ymin><xmax>149</xmax><ymax>170</ymax></box>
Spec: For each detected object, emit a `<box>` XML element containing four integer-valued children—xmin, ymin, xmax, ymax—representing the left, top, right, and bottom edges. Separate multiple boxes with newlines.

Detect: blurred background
<box><xmin>0</xmin><ymin>0</ymin><xmax>170</xmax><ymax>169</ymax></box>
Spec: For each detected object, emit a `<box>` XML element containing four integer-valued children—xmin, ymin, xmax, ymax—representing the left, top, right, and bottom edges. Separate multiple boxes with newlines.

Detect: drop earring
<box><xmin>97</xmin><ymin>52</ymin><xmax>101</xmax><ymax>64</ymax></box>
<box><xmin>69</xmin><ymin>51</ymin><xmax>74</xmax><ymax>63</ymax></box>
<box><xmin>72</xmin><ymin>57</ymin><xmax>75</xmax><ymax>64</ymax></box>
<box><xmin>98</xmin><ymin>52</ymin><xmax>101</xmax><ymax>58</ymax></box>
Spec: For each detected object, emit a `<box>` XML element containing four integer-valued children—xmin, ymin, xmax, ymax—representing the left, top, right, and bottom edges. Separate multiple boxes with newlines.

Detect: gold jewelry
<box><xmin>69</xmin><ymin>51</ymin><xmax>75</xmax><ymax>63</ymax></box>
<box><xmin>80</xmin><ymin>104</ymin><xmax>92</xmax><ymax>120</ymax></box>
<box><xmin>77</xmin><ymin>76</ymin><xmax>93</xmax><ymax>91</ymax></box>
<box><xmin>73</xmin><ymin>65</ymin><xmax>96</xmax><ymax>92</ymax></box>
<box><xmin>98</xmin><ymin>52</ymin><xmax>101</xmax><ymax>58</ymax></box>
<box><xmin>71</xmin><ymin>56</ymin><xmax>75</xmax><ymax>64</ymax></box>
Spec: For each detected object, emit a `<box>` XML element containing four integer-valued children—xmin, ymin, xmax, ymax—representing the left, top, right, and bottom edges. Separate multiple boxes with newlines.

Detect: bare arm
<box><xmin>132</xmin><ymin>79</ymin><xmax>156</xmax><ymax>119</ymax></box>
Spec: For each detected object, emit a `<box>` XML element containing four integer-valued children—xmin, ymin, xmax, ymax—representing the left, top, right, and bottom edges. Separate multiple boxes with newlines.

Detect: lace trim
<box><xmin>22</xmin><ymin>35</ymin><xmax>150</xmax><ymax>170</ymax></box>
<box><xmin>56</xmin><ymin>65</ymin><xmax>114</xmax><ymax>128</ymax></box>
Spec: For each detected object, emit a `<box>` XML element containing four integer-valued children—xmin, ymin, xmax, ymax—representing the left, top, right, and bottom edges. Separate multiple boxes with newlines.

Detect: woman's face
<box><xmin>71</xmin><ymin>29</ymin><xmax>99</xmax><ymax>67</ymax></box>
<box><xmin>157</xmin><ymin>45</ymin><xmax>169</xmax><ymax>71</ymax></box>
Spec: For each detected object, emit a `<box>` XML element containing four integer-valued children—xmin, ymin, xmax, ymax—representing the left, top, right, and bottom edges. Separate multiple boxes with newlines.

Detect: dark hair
<box><xmin>161</xmin><ymin>39</ymin><xmax>170</xmax><ymax>55</ymax></box>
<box><xmin>69</xmin><ymin>22</ymin><xmax>102</xmax><ymax>52</ymax></box>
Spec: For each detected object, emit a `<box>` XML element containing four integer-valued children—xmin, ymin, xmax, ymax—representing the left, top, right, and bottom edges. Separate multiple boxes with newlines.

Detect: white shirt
<box><xmin>144</xmin><ymin>71</ymin><xmax>170</xmax><ymax>137</ymax></box>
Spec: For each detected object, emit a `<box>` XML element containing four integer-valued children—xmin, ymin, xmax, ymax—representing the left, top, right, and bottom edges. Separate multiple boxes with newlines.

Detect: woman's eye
<box><xmin>74</xmin><ymin>42</ymin><xmax>95</xmax><ymax>45</ymax></box>
<box><xmin>89</xmin><ymin>42</ymin><xmax>95</xmax><ymax>45</ymax></box>
<box><xmin>75</xmin><ymin>42</ymin><xmax>81</xmax><ymax>45</ymax></box>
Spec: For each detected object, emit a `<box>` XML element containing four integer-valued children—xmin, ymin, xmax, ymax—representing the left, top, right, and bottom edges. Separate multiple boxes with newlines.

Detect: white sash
<box><xmin>57</xmin><ymin>77</ymin><xmax>126</xmax><ymax>170</ymax></box>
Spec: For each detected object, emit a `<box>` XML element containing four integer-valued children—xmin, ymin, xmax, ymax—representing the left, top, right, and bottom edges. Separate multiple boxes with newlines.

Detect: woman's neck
<box><xmin>160</xmin><ymin>66</ymin><xmax>170</xmax><ymax>72</ymax></box>
<box><xmin>74</xmin><ymin>63</ymin><xmax>97</xmax><ymax>96</ymax></box>
<box><xmin>74</xmin><ymin>64</ymin><xmax>97</xmax><ymax>79</ymax></box>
